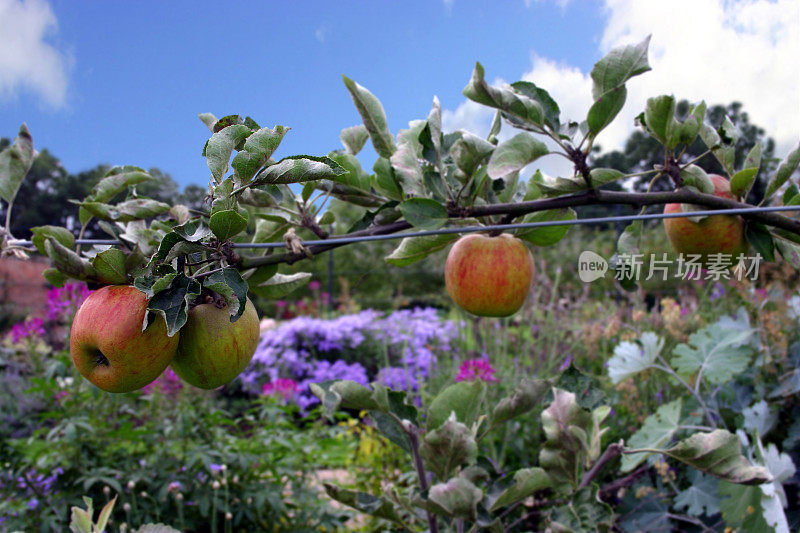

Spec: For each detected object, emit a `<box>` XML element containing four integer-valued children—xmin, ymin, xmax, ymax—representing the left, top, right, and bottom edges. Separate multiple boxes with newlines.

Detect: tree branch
<box><xmin>238</xmin><ymin>188</ymin><xmax>800</xmax><ymax>268</ymax></box>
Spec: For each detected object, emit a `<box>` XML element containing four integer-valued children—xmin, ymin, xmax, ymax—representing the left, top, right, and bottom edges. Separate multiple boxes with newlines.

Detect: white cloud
<box><xmin>0</xmin><ymin>0</ymin><xmax>71</xmax><ymax>108</ymax></box>
<box><xmin>315</xmin><ymin>25</ymin><xmax>329</xmax><ymax>43</ymax></box>
<box><xmin>443</xmin><ymin>0</ymin><xmax>800</xmax><ymax>176</ymax></box>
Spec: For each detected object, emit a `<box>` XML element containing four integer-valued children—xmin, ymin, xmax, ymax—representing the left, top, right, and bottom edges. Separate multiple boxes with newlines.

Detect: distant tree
<box><xmin>590</xmin><ymin>101</ymin><xmax>777</xmax><ymax>204</ymax></box>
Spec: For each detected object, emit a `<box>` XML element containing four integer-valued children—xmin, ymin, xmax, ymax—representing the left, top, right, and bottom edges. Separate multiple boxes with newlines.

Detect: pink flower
<box><xmin>46</xmin><ymin>283</ymin><xmax>90</xmax><ymax>323</ymax></box>
<box><xmin>455</xmin><ymin>358</ymin><xmax>499</xmax><ymax>383</ymax></box>
<box><xmin>9</xmin><ymin>317</ymin><xmax>46</xmax><ymax>343</ymax></box>
<box><xmin>262</xmin><ymin>378</ymin><xmax>299</xmax><ymax>400</ymax></box>
<box><xmin>141</xmin><ymin>367</ymin><xmax>183</xmax><ymax>396</ymax></box>
<box><xmin>308</xmin><ymin>280</ymin><xmax>321</xmax><ymax>291</ymax></box>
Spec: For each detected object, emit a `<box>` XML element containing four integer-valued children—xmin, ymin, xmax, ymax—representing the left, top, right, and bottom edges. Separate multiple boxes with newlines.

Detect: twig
<box><xmin>406</xmin><ymin>425</ymin><xmax>438</xmax><ymax>533</ymax></box>
<box><xmin>579</xmin><ymin>442</ymin><xmax>624</xmax><ymax>489</ymax></box>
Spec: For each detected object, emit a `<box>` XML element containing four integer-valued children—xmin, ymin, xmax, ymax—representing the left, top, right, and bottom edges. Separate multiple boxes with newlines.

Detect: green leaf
<box><xmin>145</xmin><ymin>274</ymin><xmax>201</xmax><ymax>337</ymax></box>
<box><xmin>204</xmin><ymin>124</ymin><xmax>253</xmax><ymax>183</ymax></box>
<box><xmin>486</xmin><ymin>133</ymin><xmax>548</xmax><ymax>180</ymax></box>
<box><xmin>642</xmin><ymin>95</ymin><xmax>675</xmax><ymax>145</ymax></box>
<box><xmin>492</xmin><ymin>378</ymin><xmax>550</xmax><ymax>426</ymax></box>
<box><xmin>254</xmin><ymin>155</ymin><xmax>344</xmax><ymax>185</ymax></box>
<box><xmin>310</xmin><ymin>380</ymin><xmax>379</xmax><ymax>416</ymax></box>
<box><xmin>587</xmin><ymin>85</ymin><xmax>627</xmax><ymax>136</ymax></box>
<box><xmin>371</xmin><ymin>410</ymin><xmax>411</xmax><ymax>453</ymax></box>
<box><xmin>91</xmin><ymin>248</ymin><xmax>129</xmax><ymax>285</ymax></box>
<box><xmin>699</xmin><ymin>121</ymin><xmax>736</xmax><ymax>176</ymax></box>
<box><xmin>510</xmin><ymin>81</ymin><xmax>561</xmax><ymax>130</ymax></box>
<box><xmin>398</xmin><ymin>198</ymin><xmax>448</xmax><ymax>231</ymax></box>
<box><xmin>489</xmin><ymin>468</ymin><xmax>551</xmax><ymax>512</ymax></box>
<box><xmin>607</xmin><ymin>332</ymin><xmax>663</xmax><ymax>384</ymax></box>
<box><xmin>69</xmin><ymin>506</ymin><xmax>92</xmax><ymax>533</ymax></box>
<box><xmin>590</xmin><ymin>35</ymin><xmax>651</xmax><ymax>99</ymax></box>
<box><xmin>323</xmin><ymin>483</ymin><xmax>404</xmax><ymax>525</ymax></box>
<box><xmin>390</xmin><ymin>139</ymin><xmax>424</xmax><ymax>192</ymax></box>
<box><xmin>342</xmin><ymin>75</ymin><xmax>396</xmax><ymax>158</ymax></box>
<box><xmin>731</xmin><ymin>167</ymin><xmax>759</xmax><ymax>198</ymax></box>
<box><xmin>556</xmin><ymin>364</ymin><xmax>607</xmax><ymax>411</ymax></box>
<box><xmin>745</xmin><ymin>142</ymin><xmax>762</xmax><ymax>175</ymax></box>
<box><xmin>0</xmin><ymin>123</ymin><xmax>35</xmax><ymax>204</ymax></box>
<box><xmin>420</xmin><ymin>416</ymin><xmax>478</xmax><ymax>481</ymax></box>
<box><xmin>450</xmin><ymin>131</ymin><xmax>495</xmax><ymax>177</ymax></box>
<box><xmin>462</xmin><ymin>62</ymin><xmax>544</xmax><ymax>127</ymax></box>
<box><xmin>209</xmin><ymin>209</ymin><xmax>248</xmax><ymax>241</ymax></box>
<box><xmin>340</xmin><ymin>124</ymin><xmax>369</xmax><ymax>155</ymax></box>
<box><xmin>427</xmin><ymin>380</ymin><xmax>486</xmax><ymax>431</ymax></box>
<box><xmin>719</xmin><ymin>482</ymin><xmax>772</xmax><ymax>532</ymax></box>
<box><xmin>746</xmin><ymin>222</ymin><xmax>775</xmax><ymax>262</ymax></box>
<box><xmin>589</xmin><ymin>168</ymin><xmax>624</xmax><ymax>188</ymax></box>
<box><xmin>90</xmin><ymin>166</ymin><xmax>151</xmax><ymax>203</ymax></box>
<box><xmin>203</xmin><ymin>267</ymin><xmax>248</xmax><ymax>321</ymax></box>
<box><xmin>198</xmin><ymin>112</ymin><xmax>217</xmax><ymax>132</ymax></box>
<box><xmin>764</xmin><ymin>142</ymin><xmax>800</xmax><ymax>200</ymax></box>
<box><xmin>252</xmin><ymin>218</ymin><xmax>289</xmax><ymax>243</ymax></box>
<box><xmin>673</xmin><ymin>470</ymin><xmax>720</xmax><ymax>517</ymax></box>
<box><xmin>549</xmin><ymin>486</ymin><xmax>614</xmax><ymax>532</ymax></box>
<box><xmin>174</xmin><ymin>219</ymin><xmax>213</xmax><ymax>242</ymax></box>
<box><xmin>671</xmin><ymin>317</ymin><xmax>755</xmax><ymax>385</ymax></box>
<box><xmin>252</xmin><ymin>272</ymin><xmax>311</xmax><ymax>299</ymax></box>
<box><xmin>539</xmin><ymin>388</ymin><xmax>593</xmax><ymax>492</ymax></box>
<box><xmin>43</xmin><ymin>267</ymin><xmax>67</xmax><ymax>287</ymax></box>
<box><xmin>373</xmin><ymin>157</ymin><xmax>403</xmax><ymax>200</ymax></box>
<box><xmin>95</xmin><ymin>495</ymin><xmax>117</xmax><ymax>532</ymax></box>
<box><xmin>664</xmin><ymin>430</ymin><xmax>771</xmax><ymax>485</ymax></box>
<box><xmin>428</xmin><ymin>477</ymin><xmax>483</xmax><ymax>520</ymax></box>
<box><xmin>327</xmin><ymin>152</ymin><xmax>372</xmax><ymax>191</ymax></box>
<box><xmin>82</xmin><ymin>198</ymin><xmax>171</xmax><ymax>222</ymax></box>
<box><xmin>515</xmin><ymin>208</ymin><xmax>576</xmax><ymax>247</ymax></box>
<box><xmin>680</xmin><ymin>164</ymin><xmax>714</xmax><ymax>194</ymax></box>
<box><xmin>31</xmin><ymin>225</ymin><xmax>75</xmax><ymax>255</ymax></box>
<box><xmin>385</xmin><ymin>233</ymin><xmax>459</xmax><ymax>267</ymax></box>
<box><xmin>44</xmin><ymin>238</ymin><xmax>96</xmax><ymax>281</ymax></box>
<box><xmin>621</xmin><ymin>399</ymin><xmax>682</xmax><ymax>472</ymax></box>
<box><xmin>231</xmin><ymin>125</ymin><xmax>288</xmax><ymax>184</ymax></box>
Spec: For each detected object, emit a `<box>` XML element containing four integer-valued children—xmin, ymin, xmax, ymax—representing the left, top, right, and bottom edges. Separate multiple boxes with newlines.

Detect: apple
<box><xmin>445</xmin><ymin>233</ymin><xmax>534</xmax><ymax>317</ymax></box>
<box><xmin>664</xmin><ymin>174</ymin><xmax>748</xmax><ymax>264</ymax></box>
<box><xmin>169</xmin><ymin>298</ymin><xmax>260</xmax><ymax>389</ymax></box>
<box><xmin>70</xmin><ymin>285</ymin><xmax>179</xmax><ymax>393</ymax></box>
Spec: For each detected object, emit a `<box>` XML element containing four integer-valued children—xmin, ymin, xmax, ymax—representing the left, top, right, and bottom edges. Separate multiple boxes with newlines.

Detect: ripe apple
<box><xmin>169</xmin><ymin>298</ymin><xmax>260</xmax><ymax>389</ymax></box>
<box><xmin>445</xmin><ymin>233</ymin><xmax>534</xmax><ymax>317</ymax></box>
<box><xmin>70</xmin><ymin>285</ymin><xmax>179</xmax><ymax>393</ymax></box>
<box><xmin>664</xmin><ymin>174</ymin><xmax>748</xmax><ymax>264</ymax></box>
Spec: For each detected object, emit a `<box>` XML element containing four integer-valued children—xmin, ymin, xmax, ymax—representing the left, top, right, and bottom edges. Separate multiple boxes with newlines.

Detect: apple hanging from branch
<box><xmin>444</xmin><ymin>233</ymin><xmax>534</xmax><ymax>317</ymax></box>
<box><xmin>70</xmin><ymin>285</ymin><xmax>180</xmax><ymax>393</ymax></box>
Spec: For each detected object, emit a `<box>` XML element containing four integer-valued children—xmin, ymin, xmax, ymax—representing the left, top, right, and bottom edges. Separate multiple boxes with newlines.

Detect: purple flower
<box><xmin>9</xmin><ymin>317</ymin><xmax>46</xmax><ymax>343</ymax></box>
<box><xmin>45</xmin><ymin>282</ymin><xmax>90</xmax><ymax>323</ymax></box>
<box><xmin>559</xmin><ymin>355</ymin><xmax>573</xmax><ymax>372</ymax></box>
<box><xmin>141</xmin><ymin>367</ymin><xmax>183</xmax><ymax>396</ymax></box>
<box><xmin>710</xmin><ymin>282</ymin><xmax>725</xmax><ymax>301</ymax></box>
<box><xmin>308</xmin><ymin>280</ymin><xmax>321</xmax><ymax>291</ymax></box>
<box><xmin>210</xmin><ymin>464</ymin><xmax>223</xmax><ymax>472</ymax></box>
<box><xmin>455</xmin><ymin>358</ymin><xmax>499</xmax><ymax>383</ymax></box>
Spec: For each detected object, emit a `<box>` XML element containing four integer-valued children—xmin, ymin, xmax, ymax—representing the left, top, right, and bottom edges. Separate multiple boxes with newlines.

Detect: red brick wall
<box><xmin>0</xmin><ymin>256</ymin><xmax>50</xmax><ymax>318</ymax></box>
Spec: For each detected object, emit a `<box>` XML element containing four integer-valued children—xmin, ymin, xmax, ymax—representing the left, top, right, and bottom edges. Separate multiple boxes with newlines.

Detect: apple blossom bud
<box><xmin>212</xmin><ymin>481</ymin><xmax>220</xmax><ymax>490</ymax></box>
<box><xmin>246</xmin><ymin>497</ymin><xmax>252</xmax><ymax>505</ymax></box>
<box><xmin>176</xmin><ymin>493</ymin><xmax>184</xmax><ymax>501</ymax></box>
<box><xmin>225</xmin><ymin>512</ymin><xmax>232</xmax><ymax>520</ymax></box>
<box><xmin>123</xmin><ymin>503</ymin><xmax>131</xmax><ymax>512</ymax></box>
<box><xmin>127</xmin><ymin>481</ymin><xmax>135</xmax><ymax>490</ymax></box>
<box><xmin>140</xmin><ymin>491</ymin><xmax>147</xmax><ymax>498</ymax></box>
<box><xmin>221</xmin><ymin>478</ymin><xmax>227</xmax><ymax>486</ymax></box>
<box><xmin>232</xmin><ymin>475</ymin><xmax>239</xmax><ymax>484</ymax></box>
<box><xmin>221</xmin><ymin>464</ymin><xmax>227</xmax><ymax>472</ymax></box>
<box><xmin>120</xmin><ymin>524</ymin><xmax>127</xmax><ymax>532</ymax></box>
<box><xmin>103</xmin><ymin>486</ymin><xmax>110</xmax><ymax>495</ymax></box>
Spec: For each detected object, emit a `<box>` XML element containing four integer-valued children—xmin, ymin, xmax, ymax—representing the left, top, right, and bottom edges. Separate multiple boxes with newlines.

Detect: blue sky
<box><xmin>1</xmin><ymin>0</ymin><xmax>798</xmax><ymax>189</ymax></box>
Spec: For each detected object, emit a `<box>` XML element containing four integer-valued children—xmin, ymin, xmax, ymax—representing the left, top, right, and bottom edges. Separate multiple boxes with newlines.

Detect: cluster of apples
<box><xmin>444</xmin><ymin>174</ymin><xmax>747</xmax><ymax>317</ymax></box>
<box><xmin>70</xmin><ymin>285</ymin><xmax>260</xmax><ymax>393</ymax></box>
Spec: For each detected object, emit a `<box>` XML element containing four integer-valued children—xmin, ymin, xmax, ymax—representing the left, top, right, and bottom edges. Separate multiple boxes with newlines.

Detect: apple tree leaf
<box><xmin>449</xmin><ymin>131</ymin><xmax>495</xmax><ymax>177</ymax></box>
<box><xmin>0</xmin><ymin>123</ymin><xmax>35</xmax><ymax>204</ymax></box>
<box><xmin>730</xmin><ymin>167</ymin><xmax>758</xmax><ymax>198</ymax></box>
<box><xmin>209</xmin><ymin>209</ymin><xmax>248</xmax><ymax>241</ymax></box>
<box><xmin>489</xmin><ymin>467</ymin><xmax>551</xmax><ymax>512</ymax></box>
<box><xmin>89</xmin><ymin>165</ymin><xmax>151</xmax><ymax>204</ymax></box>
<box><xmin>385</xmin><ymin>232</ymin><xmax>459</xmax><ymax>267</ymax></box>
<box><xmin>515</xmin><ymin>208</ymin><xmax>576</xmax><ymax>247</ymax></box>
<box><xmin>427</xmin><ymin>380</ymin><xmax>486</xmax><ymax>431</ymax></box>
<box><xmin>202</xmin><ymin>267</ymin><xmax>248</xmax><ymax>321</ymax></box>
<box><xmin>145</xmin><ymin>274</ymin><xmax>201</xmax><ymax>337</ymax></box>
<box><xmin>764</xmin><ymin>142</ymin><xmax>800</xmax><ymax>200</ymax></box>
<box><xmin>398</xmin><ymin>198</ymin><xmax>448</xmax><ymax>231</ymax></box>
<box><xmin>420</xmin><ymin>415</ymin><xmax>478</xmax><ymax>481</ymax></box>
<box><xmin>340</xmin><ymin>124</ymin><xmax>369</xmax><ymax>155</ymax></box>
<box><xmin>587</xmin><ymin>85</ymin><xmax>627</xmax><ymax>136</ymax></box>
<box><xmin>492</xmin><ymin>378</ymin><xmax>550</xmax><ymax>426</ymax></box>
<box><xmin>539</xmin><ymin>388</ymin><xmax>593</xmax><ymax>492</ymax></box>
<box><xmin>204</xmin><ymin>124</ymin><xmax>252</xmax><ymax>184</ymax></box>
<box><xmin>462</xmin><ymin>62</ymin><xmax>544</xmax><ymax>127</ymax></box>
<box><xmin>253</xmin><ymin>155</ymin><xmax>344</xmax><ymax>185</ymax></box>
<box><xmin>31</xmin><ymin>225</ymin><xmax>75</xmax><ymax>255</ymax></box>
<box><xmin>428</xmin><ymin>477</ymin><xmax>483</xmax><ymax>520</ymax></box>
<box><xmin>230</xmin><ymin>125</ymin><xmax>287</xmax><ymax>185</ymax></box>
<box><xmin>590</xmin><ymin>35</ymin><xmax>651</xmax><ymax>99</ymax></box>
<box><xmin>44</xmin><ymin>238</ymin><xmax>96</xmax><ymax>281</ymax></box>
<box><xmin>342</xmin><ymin>75</ymin><xmax>396</xmax><ymax>159</ymax></box>
<box><xmin>486</xmin><ymin>132</ymin><xmax>548</xmax><ymax>180</ymax></box>
<box><xmin>91</xmin><ymin>248</ymin><xmax>129</xmax><ymax>285</ymax></box>
<box><xmin>252</xmin><ymin>272</ymin><xmax>311</xmax><ymax>299</ymax></box>
<box><xmin>509</xmin><ymin>81</ymin><xmax>561</xmax><ymax>130</ymax></box>
<box><xmin>323</xmin><ymin>483</ymin><xmax>403</xmax><ymax>525</ymax></box>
